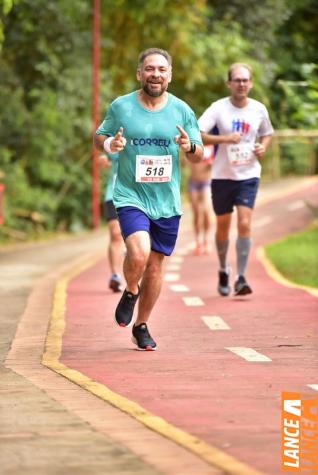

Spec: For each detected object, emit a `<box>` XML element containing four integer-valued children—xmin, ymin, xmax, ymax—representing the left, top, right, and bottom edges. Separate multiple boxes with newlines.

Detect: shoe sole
<box><xmin>234</xmin><ymin>284</ymin><xmax>252</xmax><ymax>296</ymax></box>
<box><xmin>131</xmin><ymin>336</ymin><xmax>157</xmax><ymax>351</ymax></box>
<box><xmin>114</xmin><ymin>314</ymin><xmax>133</xmax><ymax>327</ymax></box>
<box><xmin>218</xmin><ymin>286</ymin><xmax>231</xmax><ymax>297</ymax></box>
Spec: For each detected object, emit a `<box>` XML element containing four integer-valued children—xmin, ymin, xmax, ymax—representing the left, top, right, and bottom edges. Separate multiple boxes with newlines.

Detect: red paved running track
<box><xmin>60</xmin><ymin>180</ymin><xmax>318</xmax><ymax>475</ymax></box>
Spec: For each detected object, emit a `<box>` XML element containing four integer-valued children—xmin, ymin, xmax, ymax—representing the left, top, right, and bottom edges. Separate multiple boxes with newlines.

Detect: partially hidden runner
<box><xmin>99</xmin><ymin>153</ymin><xmax>124</xmax><ymax>293</ymax></box>
<box><xmin>187</xmin><ymin>145</ymin><xmax>214</xmax><ymax>255</ymax></box>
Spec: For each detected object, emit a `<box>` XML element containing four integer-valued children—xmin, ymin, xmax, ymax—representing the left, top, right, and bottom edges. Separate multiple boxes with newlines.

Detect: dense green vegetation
<box><xmin>0</xmin><ymin>0</ymin><xmax>317</xmax><ymax>239</ymax></box>
<box><xmin>265</xmin><ymin>223</ymin><xmax>318</xmax><ymax>288</ymax></box>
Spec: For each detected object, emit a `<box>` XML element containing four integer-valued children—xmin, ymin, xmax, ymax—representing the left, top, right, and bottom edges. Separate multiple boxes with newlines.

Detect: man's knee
<box><xmin>145</xmin><ymin>253</ymin><xmax>164</xmax><ymax>276</ymax></box>
<box><xmin>112</xmin><ymin>228</ymin><xmax>123</xmax><ymax>243</ymax></box>
<box><xmin>238</xmin><ymin>217</ymin><xmax>251</xmax><ymax>236</ymax></box>
<box><xmin>127</xmin><ymin>246</ymin><xmax>149</xmax><ymax>268</ymax></box>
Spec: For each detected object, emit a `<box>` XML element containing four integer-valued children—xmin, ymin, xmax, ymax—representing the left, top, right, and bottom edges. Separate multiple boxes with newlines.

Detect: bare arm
<box><xmin>175</xmin><ymin>125</ymin><xmax>203</xmax><ymax>163</ymax></box>
<box><xmin>94</xmin><ymin>133</ymin><xmax>107</xmax><ymax>152</ymax></box>
<box><xmin>184</xmin><ymin>144</ymin><xmax>204</xmax><ymax>163</ymax></box>
<box><xmin>94</xmin><ymin>127</ymin><xmax>126</xmax><ymax>153</ymax></box>
<box><xmin>201</xmin><ymin>131</ymin><xmax>241</xmax><ymax>145</ymax></box>
<box><xmin>253</xmin><ymin>134</ymin><xmax>273</xmax><ymax>159</ymax></box>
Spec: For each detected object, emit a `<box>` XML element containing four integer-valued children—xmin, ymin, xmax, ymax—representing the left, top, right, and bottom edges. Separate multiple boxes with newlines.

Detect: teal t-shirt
<box><xmin>104</xmin><ymin>155</ymin><xmax>118</xmax><ymax>202</ymax></box>
<box><xmin>96</xmin><ymin>91</ymin><xmax>202</xmax><ymax>219</ymax></box>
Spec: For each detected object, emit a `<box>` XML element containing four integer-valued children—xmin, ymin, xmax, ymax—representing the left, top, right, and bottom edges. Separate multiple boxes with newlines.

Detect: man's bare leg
<box><xmin>135</xmin><ymin>250</ymin><xmax>165</xmax><ymax>325</ymax></box>
<box><xmin>115</xmin><ymin>231</ymin><xmax>150</xmax><ymax>327</ymax></box>
<box><xmin>123</xmin><ymin>231</ymin><xmax>151</xmax><ymax>294</ymax></box>
<box><xmin>108</xmin><ymin>219</ymin><xmax>124</xmax><ymax>292</ymax></box>
<box><xmin>215</xmin><ymin>213</ymin><xmax>232</xmax><ymax>296</ymax></box>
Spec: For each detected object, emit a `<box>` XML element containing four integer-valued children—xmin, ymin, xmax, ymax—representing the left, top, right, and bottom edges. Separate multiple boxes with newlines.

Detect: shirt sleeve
<box><xmin>96</xmin><ymin>104</ymin><xmax>117</xmax><ymax>136</ymax></box>
<box><xmin>184</xmin><ymin>109</ymin><xmax>203</xmax><ymax>146</ymax></box>
<box><xmin>198</xmin><ymin>103</ymin><xmax>217</xmax><ymax>133</ymax></box>
<box><xmin>258</xmin><ymin>106</ymin><xmax>274</xmax><ymax>137</ymax></box>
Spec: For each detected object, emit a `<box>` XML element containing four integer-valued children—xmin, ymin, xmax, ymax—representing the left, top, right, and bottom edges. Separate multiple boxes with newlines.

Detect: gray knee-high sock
<box><xmin>215</xmin><ymin>239</ymin><xmax>229</xmax><ymax>270</ymax></box>
<box><xmin>236</xmin><ymin>237</ymin><xmax>252</xmax><ymax>276</ymax></box>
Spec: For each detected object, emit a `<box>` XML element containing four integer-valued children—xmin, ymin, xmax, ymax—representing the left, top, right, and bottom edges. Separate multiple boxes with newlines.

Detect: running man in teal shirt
<box><xmin>95</xmin><ymin>47</ymin><xmax>203</xmax><ymax>351</ymax></box>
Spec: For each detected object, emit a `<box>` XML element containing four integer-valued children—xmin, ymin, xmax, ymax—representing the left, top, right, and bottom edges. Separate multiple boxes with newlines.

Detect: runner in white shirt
<box><xmin>198</xmin><ymin>62</ymin><xmax>274</xmax><ymax>296</ymax></box>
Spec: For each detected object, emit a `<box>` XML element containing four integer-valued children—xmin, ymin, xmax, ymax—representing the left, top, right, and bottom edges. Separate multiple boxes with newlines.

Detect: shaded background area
<box><xmin>0</xmin><ymin>0</ymin><xmax>317</xmax><ymax>239</ymax></box>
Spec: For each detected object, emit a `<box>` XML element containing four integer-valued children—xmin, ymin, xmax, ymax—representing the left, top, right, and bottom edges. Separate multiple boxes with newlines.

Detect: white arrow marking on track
<box><xmin>201</xmin><ymin>316</ymin><xmax>230</xmax><ymax>330</ymax></box>
<box><xmin>225</xmin><ymin>347</ymin><xmax>271</xmax><ymax>362</ymax></box>
<box><xmin>183</xmin><ymin>296</ymin><xmax>204</xmax><ymax>306</ymax></box>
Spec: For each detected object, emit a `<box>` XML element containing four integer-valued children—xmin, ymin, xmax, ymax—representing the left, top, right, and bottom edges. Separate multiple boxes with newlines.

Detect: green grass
<box><xmin>265</xmin><ymin>223</ymin><xmax>318</xmax><ymax>288</ymax></box>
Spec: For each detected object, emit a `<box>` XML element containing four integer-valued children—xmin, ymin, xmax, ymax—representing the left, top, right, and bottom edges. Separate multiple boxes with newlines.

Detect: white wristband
<box><xmin>103</xmin><ymin>136</ymin><xmax>114</xmax><ymax>154</ymax></box>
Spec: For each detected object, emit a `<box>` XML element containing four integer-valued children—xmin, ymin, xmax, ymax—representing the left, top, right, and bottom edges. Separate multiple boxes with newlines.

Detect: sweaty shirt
<box><xmin>96</xmin><ymin>91</ymin><xmax>202</xmax><ymax>219</ymax></box>
<box><xmin>198</xmin><ymin>97</ymin><xmax>274</xmax><ymax>180</ymax></box>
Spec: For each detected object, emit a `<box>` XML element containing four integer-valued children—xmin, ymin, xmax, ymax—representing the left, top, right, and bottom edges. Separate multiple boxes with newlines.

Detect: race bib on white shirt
<box><xmin>135</xmin><ymin>155</ymin><xmax>172</xmax><ymax>182</ymax></box>
<box><xmin>227</xmin><ymin>143</ymin><xmax>254</xmax><ymax>166</ymax></box>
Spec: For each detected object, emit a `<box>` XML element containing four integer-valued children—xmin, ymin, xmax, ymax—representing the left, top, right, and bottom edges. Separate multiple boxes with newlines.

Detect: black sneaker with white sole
<box><xmin>115</xmin><ymin>287</ymin><xmax>139</xmax><ymax>327</ymax></box>
<box><xmin>132</xmin><ymin>323</ymin><xmax>157</xmax><ymax>351</ymax></box>
<box><xmin>217</xmin><ymin>270</ymin><xmax>231</xmax><ymax>296</ymax></box>
<box><xmin>234</xmin><ymin>275</ymin><xmax>252</xmax><ymax>296</ymax></box>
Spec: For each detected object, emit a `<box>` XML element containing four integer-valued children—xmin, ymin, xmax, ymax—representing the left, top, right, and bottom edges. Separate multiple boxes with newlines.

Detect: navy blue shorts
<box><xmin>104</xmin><ymin>200</ymin><xmax>118</xmax><ymax>222</ymax></box>
<box><xmin>116</xmin><ymin>206</ymin><xmax>181</xmax><ymax>256</ymax></box>
<box><xmin>211</xmin><ymin>178</ymin><xmax>259</xmax><ymax>215</ymax></box>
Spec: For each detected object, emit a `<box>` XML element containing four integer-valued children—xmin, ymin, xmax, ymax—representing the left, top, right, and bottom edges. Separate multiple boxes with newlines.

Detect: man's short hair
<box><xmin>138</xmin><ymin>48</ymin><xmax>172</xmax><ymax>68</ymax></box>
<box><xmin>228</xmin><ymin>63</ymin><xmax>253</xmax><ymax>81</ymax></box>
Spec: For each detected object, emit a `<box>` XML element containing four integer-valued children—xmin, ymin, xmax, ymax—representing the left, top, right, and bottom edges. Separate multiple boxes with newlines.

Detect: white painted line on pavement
<box><xmin>307</xmin><ymin>384</ymin><xmax>318</xmax><ymax>391</ymax></box>
<box><xmin>170</xmin><ymin>284</ymin><xmax>189</xmax><ymax>292</ymax></box>
<box><xmin>175</xmin><ymin>247</ymin><xmax>188</xmax><ymax>256</ymax></box>
<box><xmin>253</xmin><ymin>216</ymin><xmax>273</xmax><ymax>228</ymax></box>
<box><xmin>185</xmin><ymin>241</ymin><xmax>195</xmax><ymax>251</ymax></box>
<box><xmin>225</xmin><ymin>347</ymin><xmax>272</xmax><ymax>362</ymax></box>
<box><xmin>201</xmin><ymin>316</ymin><xmax>230</xmax><ymax>330</ymax></box>
<box><xmin>183</xmin><ymin>296</ymin><xmax>204</xmax><ymax>306</ymax></box>
<box><xmin>166</xmin><ymin>264</ymin><xmax>181</xmax><ymax>271</ymax></box>
<box><xmin>164</xmin><ymin>273</ymin><xmax>180</xmax><ymax>282</ymax></box>
<box><xmin>287</xmin><ymin>200</ymin><xmax>305</xmax><ymax>211</ymax></box>
<box><xmin>170</xmin><ymin>256</ymin><xmax>183</xmax><ymax>263</ymax></box>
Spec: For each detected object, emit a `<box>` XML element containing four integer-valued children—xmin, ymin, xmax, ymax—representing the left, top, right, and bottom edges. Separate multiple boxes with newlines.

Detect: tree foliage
<box><xmin>1</xmin><ymin>0</ymin><xmax>93</xmax><ymax>233</ymax></box>
<box><xmin>0</xmin><ymin>0</ymin><xmax>14</xmax><ymax>51</ymax></box>
<box><xmin>0</xmin><ymin>0</ymin><xmax>317</xmax><ymax>238</ymax></box>
<box><xmin>269</xmin><ymin>0</ymin><xmax>318</xmax><ymax>127</ymax></box>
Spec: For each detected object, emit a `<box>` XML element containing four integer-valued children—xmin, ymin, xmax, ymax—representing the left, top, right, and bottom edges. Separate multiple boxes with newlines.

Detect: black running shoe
<box><xmin>218</xmin><ymin>270</ymin><xmax>231</xmax><ymax>296</ymax></box>
<box><xmin>234</xmin><ymin>275</ymin><xmax>252</xmax><ymax>296</ymax></box>
<box><xmin>115</xmin><ymin>287</ymin><xmax>139</xmax><ymax>327</ymax></box>
<box><xmin>132</xmin><ymin>323</ymin><xmax>157</xmax><ymax>351</ymax></box>
<box><xmin>109</xmin><ymin>274</ymin><xmax>123</xmax><ymax>293</ymax></box>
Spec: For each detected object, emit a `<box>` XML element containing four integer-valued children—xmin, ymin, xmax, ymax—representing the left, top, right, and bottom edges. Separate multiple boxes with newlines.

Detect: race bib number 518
<box><xmin>135</xmin><ymin>155</ymin><xmax>172</xmax><ymax>182</ymax></box>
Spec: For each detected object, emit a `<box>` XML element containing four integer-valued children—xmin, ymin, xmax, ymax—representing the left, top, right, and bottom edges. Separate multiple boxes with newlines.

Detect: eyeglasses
<box><xmin>231</xmin><ymin>78</ymin><xmax>250</xmax><ymax>84</ymax></box>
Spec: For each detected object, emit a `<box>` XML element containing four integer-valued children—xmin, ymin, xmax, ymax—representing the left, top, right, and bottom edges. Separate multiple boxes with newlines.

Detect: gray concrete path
<box><xmin>0</xmin><ymin>231</ymin><xmax>163</xmax><ymax>475</ymax></box>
